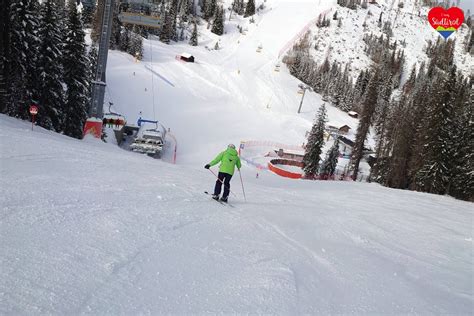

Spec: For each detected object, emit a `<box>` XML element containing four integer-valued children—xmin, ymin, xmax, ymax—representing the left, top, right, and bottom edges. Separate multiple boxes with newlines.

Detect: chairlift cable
<box><xmin>105</xmin><ymin>84</ymin><xmax>115</xmax><ymax>111</ymax></box>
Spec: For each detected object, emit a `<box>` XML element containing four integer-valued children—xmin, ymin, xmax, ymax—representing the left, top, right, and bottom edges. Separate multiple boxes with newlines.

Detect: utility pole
<box><xmin>89</xmin><ymin>0</ymin><xmax>115</xmax><ymax>119</ymax></box>
<box><xmin>297</xmin><ymin>84</ymin><xmax>312</xmax><ymax>114</ymax></box>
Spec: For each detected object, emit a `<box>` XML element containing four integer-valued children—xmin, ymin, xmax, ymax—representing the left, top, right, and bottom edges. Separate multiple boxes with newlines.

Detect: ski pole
<box><xmin>238</xmin><ymin>169</ymin><xmax>246</xmax><ymax>202</ymax></box>
<box><xmin>208</xmin><ymin>169</ymin><xmax>237</xmax><ymax>197</ymax></box>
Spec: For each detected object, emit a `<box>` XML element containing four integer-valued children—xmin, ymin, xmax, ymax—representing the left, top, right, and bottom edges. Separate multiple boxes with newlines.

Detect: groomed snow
<box><xmin>1</xmin><ymin>115</ymin><xmax>473</xmax><ymax>314</ymax></box>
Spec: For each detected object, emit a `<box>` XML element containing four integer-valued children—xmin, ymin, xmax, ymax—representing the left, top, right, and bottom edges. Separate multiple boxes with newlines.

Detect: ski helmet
<box><xmin>228</xmin><ymin>144</ymin><xmax>236</xmax><ymax>149</ymax></box>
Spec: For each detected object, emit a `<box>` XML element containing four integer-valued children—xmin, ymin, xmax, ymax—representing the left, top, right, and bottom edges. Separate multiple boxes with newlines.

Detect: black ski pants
<box><xmin>214</xmin><ymin>172</ymin><xmax>233</xmax><ymax>198</ymax></box>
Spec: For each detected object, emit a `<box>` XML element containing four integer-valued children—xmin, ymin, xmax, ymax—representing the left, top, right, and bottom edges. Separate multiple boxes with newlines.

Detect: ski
<box><xmin>204</xmin><ymin>191</ymin><xmax>235</xmax><ymax>208</ymax></box>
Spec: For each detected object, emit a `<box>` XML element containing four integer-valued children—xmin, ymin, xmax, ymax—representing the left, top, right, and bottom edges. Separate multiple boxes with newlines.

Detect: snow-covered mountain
<box><xmin>307</xmin><ymin>0</ymin><xmax>472</xmax><ymax>81</ymax></box>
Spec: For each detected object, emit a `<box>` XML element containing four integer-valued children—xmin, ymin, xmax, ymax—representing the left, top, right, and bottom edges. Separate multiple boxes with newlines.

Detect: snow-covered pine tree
<box><xmin>91</xmin><ymin>0</ymin><xmax>104</xmax><ymax>43</ymax></box>
<box><xmin>244</xmin><ymin>0</ymin><xmax>255</xmax><ymax>17</ymax></box>
<box><xmin>350</xmin><ymin>68</ymin><xmax>379</xmax><ymax>180</ymax></box>
<box><xmin>204</xmin><ymin>0</ymin><xmax>216</xmax><ymax>20</ymax></box>
<box><xmin>448</xmin><ymin>78</ymin><xmax>473</xmax><ymax>201</ymax></box>
<box><xmin>320</xmin><ymin>139</ymin><xmax>340</xmax><ymax>179</ymax></box>
<box><xmin>159</xmin><ymin>11</ymin><xmax>172</xmax><ymax>44</ymax></box>
<box><xmin>120</xmin><ymin>26</ymin><xmax>131</xmax><ymax>51</ymax></box>
<box><xmin>87</xmin><ymin>44</ymin><xmax>98</xmax><ymax>111</ymax></box>
<box><xmin>211</xmin><ymin>6</ymin><xmax>224</xmax><ymax>35</ymax></box>
<box><xmin>180</xmin><ymin>0</ymin><xmax>190</xmax><ymax>22</ymax></box>
<box><xmin>351</xmin><ymin>69</ymin><xmax>370</xmax><ymax>112</ymax></box>
<box><xmin>62</xmin><ymin>0</ymin><xmax>89</xmax><ymax>138</ymax></box>
<box><xmin>36</xmin><ymin>0</ymin><xmax>65</xmax><ymax>131</ymax></box>
<box><xmin>81</xmin><ymin>1</ymin><xmax>95</xmax><ymax>26</ymax></box>
<box><xmin>407</xmin><ymin>63</ymin><xmax>432</xmax><ymax>188</ymax></box>
<box><xmin>0</xmin><ymin>0</ymin><xmax>11</xmax><ymax>113</ymax></box>
<box><xmin>231</xmin><ymin>0</ymin><xmax>239</xmax><ymax>14</ymax></box>
<box><xmin>129</xmin><ymin>26</ymin><xmax>143</xmax><ymax>60</ymax></box>
<box><xmin>384</xmin><ymin>95</ymin><xmax>414</xmax><ymax>189</ymax></box>
<box><xmin>200</xmin><ymin>0</ymin><xmax>207</xmax><ymax>16</ymax></box>
<box><xmin>6</xmin><ymin>0</ymin><xmax>41</xmax><ymax>120</ymax></box>
<box><xmin>189</xmin><ymin>21</ymin><xmax>198</xmax><ymax>46</ymax></box>
<box><xmin>110</xmin><ymin>3</ymin><xmax>122</xmax><ymax>50</ymax></box>
<box><xmin>414</xmin><ymin>66</ymin><xmax>457</xmax><ymax>194</ymax></box>
<box><xmin>170</xmin><ymin>0</ymin><xmax>179</xmax><ymax>41</ymax></box>
<box><xmin>238</xmin><ymin>0</ymin><xmax>245</xmax><ymax>15</ymax></box>
<box><xmin>303</xmin><ymin>104</ymin><xmax>327</xmax><ymax>178</ymax></box>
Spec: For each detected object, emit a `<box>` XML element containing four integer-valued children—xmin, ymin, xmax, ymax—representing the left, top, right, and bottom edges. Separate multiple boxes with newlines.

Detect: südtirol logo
<box><xmin>428</xmin><ymin>7</ymin><xmax>464</xmax><ymax>39</ymax></box>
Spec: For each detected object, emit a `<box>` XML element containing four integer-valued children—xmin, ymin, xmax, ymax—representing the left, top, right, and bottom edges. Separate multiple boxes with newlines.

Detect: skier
<box><xmin>205</xmin><ymin>144</ymin><xmax>242</xmax><ymax>202</ymax></box>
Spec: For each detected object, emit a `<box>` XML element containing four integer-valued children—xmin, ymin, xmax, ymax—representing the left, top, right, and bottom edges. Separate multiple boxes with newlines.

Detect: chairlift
<box><xmin>118</xmin><ymin>12</ymin><xmax>162</xmax><ymax>28</ymax></box>
<box><xmin>118</xmin><ymin>0</ymin><xmax>161</xmax><ymax>28</ymax></box>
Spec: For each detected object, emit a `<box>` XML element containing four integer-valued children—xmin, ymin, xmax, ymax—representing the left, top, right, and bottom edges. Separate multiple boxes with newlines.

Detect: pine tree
<box><xmin>204</xmin><ymin>0</ymin><xmax>216</xmax><ymax>20</ymax></box>
<box><xmin>110</xmin><ymin>3</ymin><xmax>122</xmax><ymax>49</ymax></box>
<box><xmin>62</xmin><ymin>0</ymin><xmax>89</xmax><ymax>138</ymax></box>
<box><xmin>87</xmin><ymin>44</ymin><xmax>98</xmax><ymax>113</ymax></box>
<box><xmin>189</xmin><ymin>21</ymin><xmax>198</xmax><ymax>46</ymax></box>
<box><xmin>81</xmin><ymin>1</ymin><xmax>95</xmax><ymax>27</ymax></box>
<box><xmin>351</xmin><ymin>68</ymin><xmax>379</xmax><ymax>180</ymax></box>
<box><xmin>320</xmin><ymin>139</ymin><xmax>340</xmax><ymax>178</ymax></box>
<box><xmin>120</xmin><ymin>26</ymin><xmax>131</xmax><ymax>51</ymax></box>
<box><xmin>448</xmin><ymin>80</ymin><xmax>474</xmax><ymax>201</ymax></box>
<box><xmin>91</xmin><ymin>0</ymin><xmax>104</xmax><ymax>43</ymax></box>
<box><xmin>303</xmin><ymin>104</ymin><xmax>327</xmax><ymax>178</ymax></box>
<box><xmin>169</xmin><ymin>0</ymin><xmax>179</xmax><ymax>41</ymax></box>
<box><xmin>201</xmin><ymin>0</ymin><xmax>207</xmax><ymax>16</ymax></box>
<box><xmin>238</xmin><ymin>0</ymin><xmax>245</xmax><ymax>15</ymax></box>
<box><xmin>0</xmin><ymin>0</ymin><xmax>11</xmax><ymax>113</ymax></box>
<box><xmin>211</xmin><ymin>6</ymin><xmax>224</xmax><ymax>35</ymax></box>
<box><xmin>244</xmin><ymin>0</ymin><xmax>255</xmax><ymax>17</ymax></box>
<box><xmin>160</xmin><ymin>11</ymin><xmax>172</xmax><ymax>44</ymax></box>
<box><xmin>384</xmin><ymin>96</ymin><xmax>413</xmax><ymax>189</ymax></box>
<box><xmin>37</xmin><ymin>0</ymin><xmax>65</xmax><ymax>131</ymax></box>
<box><xmin>7</xmin><ymin>0</ymin><xmax>41</xmax><ymax>120</ymax></box>
<box><xmin>414</xmin><ymin>66</ymin><xmax>457</xmax><ymax>194</ymax></box>
<box><xmin>129</xmin><ymin>26</ymin><xmax>143</xmax><ymax>59</ymax></box>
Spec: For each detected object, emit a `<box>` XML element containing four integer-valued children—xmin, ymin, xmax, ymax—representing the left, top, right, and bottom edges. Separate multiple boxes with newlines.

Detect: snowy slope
<box><xmin>1</xmin><ymin>114</ymin><xmax>473</xmax><ymax>314</ymax></box>
<box><xmin>104</xmin><ymin>0</ymin><xmax>354</xmax><ymax>166</ymax></box>
<box><xmin>308</xmin><ymin>0</ymin><xmax>473</xmax><ymax>81</ymax></box>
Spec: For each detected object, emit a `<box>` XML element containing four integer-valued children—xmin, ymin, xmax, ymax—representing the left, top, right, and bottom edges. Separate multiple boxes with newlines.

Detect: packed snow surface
<box><xmin>1</xmin><ymin>116</ymin><xmax>473</xmax><ymax>314</ymax></box>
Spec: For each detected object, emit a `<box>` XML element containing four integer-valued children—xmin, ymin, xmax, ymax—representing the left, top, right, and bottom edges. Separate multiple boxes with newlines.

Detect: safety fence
<box><xmin>239</xmin><ymin>140</ymin><xmax>305</xmax><ymax>172</ymax></box>
<box><xmin>239</xmin><ymin>140</ymin><xmax>304</xmax><ymax>153</ymax></box>
<box><xmin>268</xmin><ymin>159</ymin><xmax>304</xmax><ymax>179</ymax></box>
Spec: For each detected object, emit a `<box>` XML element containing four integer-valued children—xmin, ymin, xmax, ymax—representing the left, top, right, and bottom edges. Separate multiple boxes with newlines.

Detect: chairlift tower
<box><xmin>89</xmin><ymin>0</ymin><xmax>115</xmax><ymax>118</ymax></box>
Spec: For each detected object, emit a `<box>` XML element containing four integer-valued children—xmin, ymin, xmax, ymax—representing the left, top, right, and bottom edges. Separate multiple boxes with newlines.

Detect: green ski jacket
<box><xmin>209</xmin><ymin>148</ymin><xmax>242</xmax><ymax>175</ymax></box>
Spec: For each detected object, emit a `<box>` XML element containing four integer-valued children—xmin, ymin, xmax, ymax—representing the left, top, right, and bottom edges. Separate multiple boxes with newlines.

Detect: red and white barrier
<box><xmin>268</xmin><ymin>159</ymin><xmax>304</xmax><ymax>179</ymax></box>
